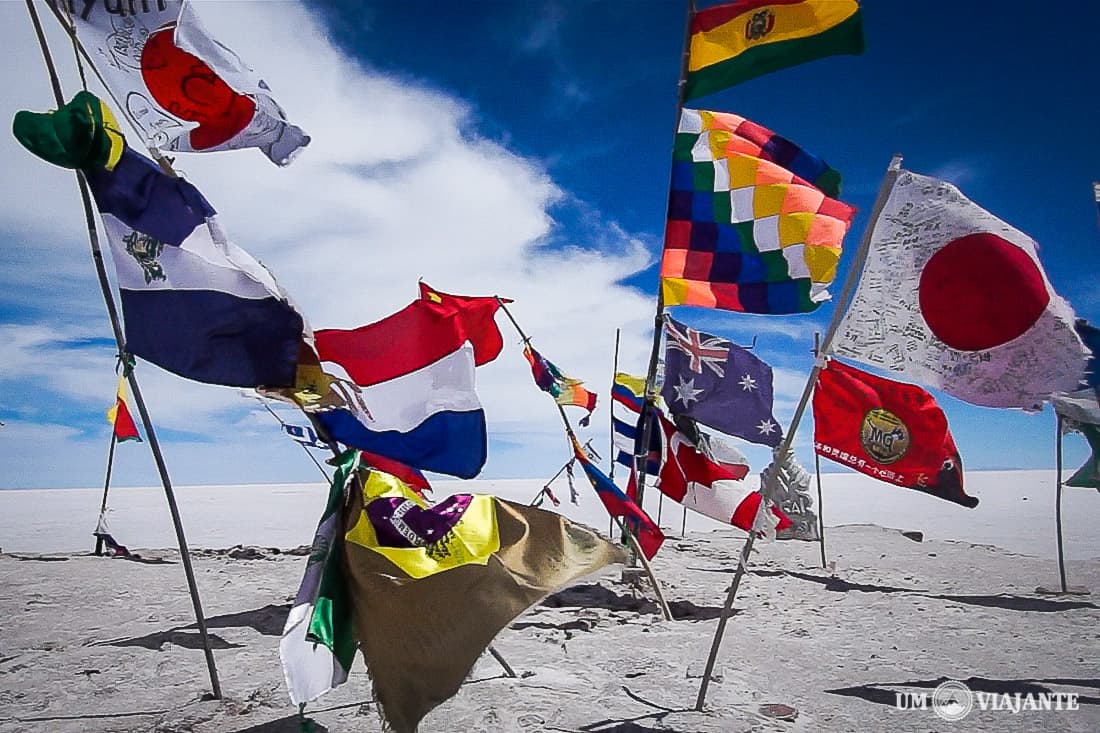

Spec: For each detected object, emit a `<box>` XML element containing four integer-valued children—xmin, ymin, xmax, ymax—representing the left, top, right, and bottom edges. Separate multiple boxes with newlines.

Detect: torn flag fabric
<box><xmin>832</xmin><ymin>169</ymin><xmax>1088</xmax><ymax>411</ymax></box>
<box><xmin>342</xmin><ymin>465</ymin><xmax>625</xmax><ymax>733</ymax></box>
<box><xmin>67</xmin><ymin>0</ymin><xmax>308</xmax><ymax>165</ymax></box>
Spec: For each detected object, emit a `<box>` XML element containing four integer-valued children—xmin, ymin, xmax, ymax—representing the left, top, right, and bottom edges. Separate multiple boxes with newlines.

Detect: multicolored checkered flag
<box><xmin>660</xmin><ymin>109</ymin><xmax>855</xmax><ymax>314</ymax></box>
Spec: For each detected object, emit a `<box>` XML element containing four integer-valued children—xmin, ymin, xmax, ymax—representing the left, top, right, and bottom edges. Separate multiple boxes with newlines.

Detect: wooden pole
<box><xmin>634</xmin><ymin>0</ymin><xmax>696</xmax><ymax>527</ymax></box>
<box><xmin>254</xmin><ymin>396</ymin><xmax>332</xmax><ymax>481</ymax></box>
<box><xmin>94</xmin><ymin>432</ymin><xmax>117</xmax><ymax>556</ymax></box>
<box><xmin>1056</xmin><ymin>415</ymin><xmax>1068</xmax><ymax>594</ymax></box>
<box><xmin>812</xmin><ymin>332</ymin><xmax>827</xmax><ymax>569</ymax></box>
<box><xmin>814</xmin><ymin>452</ymin><xmax>827</xmax><ymax>570</ymax></box>
<box><xmin>494</xmin><ymin>299</ymin><xmax>673</xmax><ymax>621</ymax></box>
<box><xmin>681</xmin><ymin>504</ymin><xmax>688</xmax><ymax>538</ymax></box>
<box><xmin>25</xmin><ymin>0</ymin><xmax>222</xmax><ymax>699</ymax></box>
<box><xmin>609</xmin><ymin>329</ymin><xmax>621</xmax><ymax>537</ymax></box>
<box><xmin>695</xmin><ymin>154</ymin><xmax>904</xmax><ymax>711</ymax></box>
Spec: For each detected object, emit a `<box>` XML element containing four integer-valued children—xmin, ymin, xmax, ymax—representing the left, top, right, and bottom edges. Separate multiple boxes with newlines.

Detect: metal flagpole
<box><xmin>495</xmin><ymin>299</ymin><xmax>673</xmax><ymax>621</ymax></box>
<box><xmin>1055</xmin><ymin>415</ymin><xmax>1068</xmax><ymax>594</ymax></box>
<box><xmin>94</xmin><ymin>432</ymin><xmax>117</xmax><ymax>556</ymax></box>
<box><xmin>23</xmin><ymin>0</ymin><xmax>222</xmax><ymax>698</ymax></box>
<box><xmin>695</xmin><ymin>154</ymin><xmax>904</xmax><ymax>711</ymax></box>
<box><xmin>812</xmin><ymin>332</ymin><xmax>827</xmax><ymax>569</ymax></box>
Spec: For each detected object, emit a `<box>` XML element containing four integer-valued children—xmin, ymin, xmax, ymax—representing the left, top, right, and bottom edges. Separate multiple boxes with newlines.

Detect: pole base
<box><xmin>1036</xmin><ymin>585</ymin><xmax>1091</xmax><ymax>596</ymax></box>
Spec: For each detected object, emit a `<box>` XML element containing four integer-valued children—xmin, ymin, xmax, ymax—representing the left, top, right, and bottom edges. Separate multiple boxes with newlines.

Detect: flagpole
<box><xmin>609</xmin><ymin>329</ymin><xmax>621</xmax><ymax>536</ymax></box>
<box><xmin>94</xmin><ymin>432</ymin><xmax>117</xmax><ymax>556</ymax></box>
<box><xmin>24</xmin><ymin>0</ymin><xmax>222</xmax><ymax>699</ymax></box>
<box><xmin>1093</xmin><ymin>182</ymin><xmax>1100</xmax><ymax>234</ymax></box>
<box><xmin>635</xmin><ymin>0</ymin><xmax>696</xmax><ymax>518</ymax></box>
<box><xmin>813</xmin><ymin>331</ymin><xmax>827</xmax><ymax>569</ymax></box>
<box><xmin>495</xmin><ymin>299</ymin><xmax>673</xmax><ymax>621</ymax></box>
<box><xmin>695</xmin><ymin>154</ymin><xmax>904</xmax><ymax>711</ymax></box>
<box><xmin>1055</xmin><ymin>415</ymin><xmax>1068</xmax><ymax>594</ymax></box>
<box><xmin>254</xmin><ymin>397</ymin><xmax>332</xmax><ymax>481</ymax></box>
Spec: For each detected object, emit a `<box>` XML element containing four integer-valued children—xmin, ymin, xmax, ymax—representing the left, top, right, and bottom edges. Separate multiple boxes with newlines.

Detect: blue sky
<box><xmin>0</xmin><ymin>0</ymin><xmax>1097</xmax><ymax>489</ymax></box>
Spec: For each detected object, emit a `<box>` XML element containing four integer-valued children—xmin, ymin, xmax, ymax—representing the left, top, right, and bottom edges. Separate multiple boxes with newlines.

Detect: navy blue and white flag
<box><xmin>661</xmin><ymin>317</ymin><xmax>782</xmax><ymax>447</ymax></box>
<box><xmin>88</xmin><ymin>146</ymin><xmax>304</xmax><ymax>387</ymax></box>
<box><xmin>283</xmin><ymin>423</ymin><xmax>327</xmax><ymax>449</ymax></box>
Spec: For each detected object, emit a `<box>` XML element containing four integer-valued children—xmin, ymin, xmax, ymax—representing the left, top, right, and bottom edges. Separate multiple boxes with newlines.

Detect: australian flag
<box><xmin>660</xmin><ymin>316</ymin><xmax>782</xmax><ymax>447</ymax></box>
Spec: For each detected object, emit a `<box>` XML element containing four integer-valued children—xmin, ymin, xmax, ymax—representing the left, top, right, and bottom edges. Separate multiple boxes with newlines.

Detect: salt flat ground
<box><xmin>1</xmin><ymin>470</ymin><xmax>1098</xmax><ymax>560</ymax></box>
<box><xmin>0</xmin><ymin>471</ymin><xmax>1097</xmax><ymax>732</ymax></box>
<box><xmin>0</xmin><ymin>524</ymin><xmax>1098</xmax><ymax>733</ymax></box>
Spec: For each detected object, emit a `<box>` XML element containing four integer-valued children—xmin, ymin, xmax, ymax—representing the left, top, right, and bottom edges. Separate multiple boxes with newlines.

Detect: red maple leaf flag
<box><xmin>812</xmin><ymin>359</ymin><xmax>977</xmax><ymax>508</ymax></box>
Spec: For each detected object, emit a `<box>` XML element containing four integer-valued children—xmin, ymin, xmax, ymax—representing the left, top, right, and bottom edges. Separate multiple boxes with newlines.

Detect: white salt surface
<box><xmin>1</xmin><ymin>470</ymin><xmax>1097</xmax><ymax>559</ymax></box>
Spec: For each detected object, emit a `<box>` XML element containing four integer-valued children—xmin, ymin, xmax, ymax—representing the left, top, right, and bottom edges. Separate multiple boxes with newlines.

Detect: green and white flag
<box><xmin>1065</xmin><ymin>422</ymin><xmax>1100</xmax><ymax>491</ymax></box>
<box><xmin>280</xmin><ymin>449</ymin><xmax>360</xmax><ymax>705</ymax></box>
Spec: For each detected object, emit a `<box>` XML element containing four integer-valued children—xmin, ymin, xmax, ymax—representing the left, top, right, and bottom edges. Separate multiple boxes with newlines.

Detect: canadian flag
<box><xmin>655</xmin><ymin>413</ymin><xmax>788</xmax><ymax>532</ymax></box>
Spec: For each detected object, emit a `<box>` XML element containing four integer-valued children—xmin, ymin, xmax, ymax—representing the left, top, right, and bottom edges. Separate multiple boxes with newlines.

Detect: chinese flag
<box><xmin>812</xmin><ymin>359</ymin><xmax>976</xmax><ymax>508</ymax></box>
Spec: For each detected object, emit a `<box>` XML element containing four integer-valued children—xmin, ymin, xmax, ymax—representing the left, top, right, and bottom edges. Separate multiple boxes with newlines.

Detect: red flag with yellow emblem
<box><xmin>812</xmin><ymin>359</ymin><xmax>975</xmax><ymax>508</ymax></box>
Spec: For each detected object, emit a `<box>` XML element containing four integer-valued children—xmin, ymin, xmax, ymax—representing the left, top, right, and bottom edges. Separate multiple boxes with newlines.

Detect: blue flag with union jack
<box><xmin>660</xmin><ymin>316</ymin><xmax>782</xmax><ymax>447</ymax></box>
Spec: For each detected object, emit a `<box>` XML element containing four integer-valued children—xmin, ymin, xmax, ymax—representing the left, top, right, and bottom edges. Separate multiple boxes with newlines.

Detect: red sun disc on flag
<box><xmin>918</xmin><ymin>232</ymin><xmax>1049</xmax><ymax>351</ymax></box>
<box><xmin>140</xmin><ymin>24</ymin><xmax>255</xmax><ymax>150</ymax></box>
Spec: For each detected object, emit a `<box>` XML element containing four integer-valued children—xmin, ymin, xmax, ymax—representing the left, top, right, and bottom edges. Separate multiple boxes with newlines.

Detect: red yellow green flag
<box><xmin>685</xmin><ymin>0</ymin><xmax>864</xmax><ymax>100</ymax></box>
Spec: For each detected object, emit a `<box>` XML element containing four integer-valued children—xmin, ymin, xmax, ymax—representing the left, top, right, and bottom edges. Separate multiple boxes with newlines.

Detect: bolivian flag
<box><xmin>685</xmin><ymin>0</ymin><xmax>864</xmax><ymax>100</ymax></box>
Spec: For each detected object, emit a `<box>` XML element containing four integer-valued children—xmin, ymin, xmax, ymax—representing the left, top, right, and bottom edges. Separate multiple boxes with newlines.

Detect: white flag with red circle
<box><xmin>832</xmin><ymin>169</ymin><xmax>1088</xmax><ymax>411</ymax></box>
<box><xmin>69</xmin><ymin>0</ymin><xmax>308</xmax><ymax>166</ymax></box>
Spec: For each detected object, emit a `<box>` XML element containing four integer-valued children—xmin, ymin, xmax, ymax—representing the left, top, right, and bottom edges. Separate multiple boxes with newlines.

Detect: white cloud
<box><xmin>0</xmin><ymin>0</ymin><xmax>659</xmax><ymax>487</ymax></box>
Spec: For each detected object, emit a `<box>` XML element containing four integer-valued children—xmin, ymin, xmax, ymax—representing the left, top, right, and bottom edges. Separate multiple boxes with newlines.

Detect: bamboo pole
<box><xmin>494</xmin><ymin>299</ymin><xmax>673</xmax><ymax>621</ymax></box>
<box><xmin>1055</xmin><ymin>415</ymin><xmax>1068</xmax><ymax>593</ymax></box>
<box><xmin>812</xmin><ymin>332</ymin><xmax>827</xmax><ymax>569</ymax></box>
<box><xmin>634</xmin><ymin>0</ymin><xmax>696</xmax><ymax>528</ymax></box>
<box><xmin>24</xmin><ymin>0</ymin><xmax>221</xmax><ymax>699</ymax></box>
<box><xmin>814</xmin><ymin>452</ymin><xmax>827</xmax><ymax>570</ymax></box>
<box><xmin>94</xmin><ymin>432</ymin><xmax>117</xmax><ymax>556</ymax></box>
<box><xmin>695</xmin><ymin>154</ymin><xmax>904</xmax><ymax>711</ymax></box>
<box><xmin>609</xmin><ymin>329</ymin><xmax>621</xmax><ymax>537</ymax></box>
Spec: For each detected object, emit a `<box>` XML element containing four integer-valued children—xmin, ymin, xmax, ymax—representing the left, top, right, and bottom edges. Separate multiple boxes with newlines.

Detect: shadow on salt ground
<box><xmin>185</xmin><ymin>603</ymin><xmax>292</xmax><ymax>636</ymax></box>
<box><xmin>541</xmin><ymin>584</ymin><xmax>726</xmax><ymax>620</ymax></box>
<box><xmin>750</xmin><ymin>568</ymin><xmax>922</xmax><ymax>594</ymax></box>
<box><xmin>717</xmin><ymin>568</ymin><xmax>1100</xmax><ymax>611</ymax></box>
<box><xmin>577</xmin><ymin>686</ymin><xmax>699</xmax><ymax>733</ymax></box>
<box><xmin>224</xmin><ymin>714</ymin><xmax>330</xmax><ymax>733</ymax></box>
<box><xmin>827</xmin><ymin>676</ymin><xmax>1100</xmax><ymax>707</ymax></box>
<box><xmin>99</xmin><ymin>603</ymin><xmax>295</xmax><ymax>651</ymax></box>
<box><xmin>103</xmin><ymin>629</ymin><xmax>243</xmax><ymax>650</ymax></box>
<box><xmin>930</xmin><ymin>594</ymin><xmax>1099</xmax><ymax>612</ymax></box>
<box><xmin>6</xmin><ymin>709</ymin><xmax>167</xmax><ymax>725</ymax></box>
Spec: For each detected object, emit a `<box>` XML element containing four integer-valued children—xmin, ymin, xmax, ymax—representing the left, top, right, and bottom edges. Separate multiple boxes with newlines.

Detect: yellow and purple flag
<box><xmin>685</xmin><ymin>0</ymin><xmax>864</xmax><ymax>100</ymax></box>
<box><xmin>660</xmin><ymin>109</ymin><xmax>855</xmax><ymax>314</ymax></box>
<box><xmin>342</xmin><ymin>464</ymin><xmax>625</xmax><ymax>732</ymax></box>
